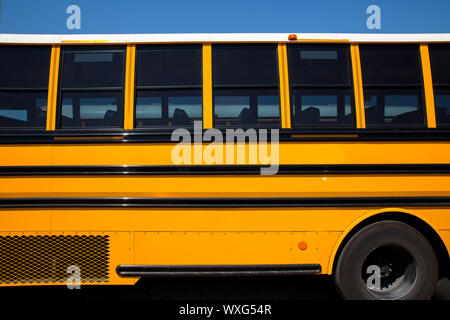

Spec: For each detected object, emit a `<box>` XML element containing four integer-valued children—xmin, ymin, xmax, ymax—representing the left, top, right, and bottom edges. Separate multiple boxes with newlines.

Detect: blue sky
<box><xmin>1</xmin><ymin>0</ymin><xmax>450</xmax><ymax>34</ymax></box>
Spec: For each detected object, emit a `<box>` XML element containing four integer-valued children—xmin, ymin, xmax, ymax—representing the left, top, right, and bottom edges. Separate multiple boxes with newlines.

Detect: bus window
<box><xmin>287</xmin><ymin>44</ymin><xmax>354</xmax><ymax>127</ymax></box>
<box><xmin>434</xmin><ymin>92</ymin><xmax>450</xmax><ymax>125</ymax></box>
<box><xmin>135</xmin><ymin>45</ymin><xmax>202</xmax><ymax>128</ymax></box>
<box><xmin>212</xmin><ymin>45</ymin><xmax>280</xmax><ymax>128</ymax></box>
<box><xmin>429</xmin><ymin>44</ymin><xmax>450</xmax><ymax>126</ymax></box>
<box><xmin>60</xmin><ymin>92</ymin><xmax>122</xmax><ymax>128</ymax></box>
<box><xmin>359</xmin><ymin>45</ymin><xmax>425</xmax><ymax>127</ymax></box>
<box><xmin>57</xmin><ymin>46</ymin><xmax>125</xmax><ymax>129</ymax></box>
<box><xmin>0</xmin><ymin>46</ymin><xmax>51</xmax><ymax>128</ymax></box>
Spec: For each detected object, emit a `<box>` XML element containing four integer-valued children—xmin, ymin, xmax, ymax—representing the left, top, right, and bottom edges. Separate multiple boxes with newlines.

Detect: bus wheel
<box><xmin>334</xmin><ymin>220</ymin><xmax>438</xmax><ymax>300</ymax></box>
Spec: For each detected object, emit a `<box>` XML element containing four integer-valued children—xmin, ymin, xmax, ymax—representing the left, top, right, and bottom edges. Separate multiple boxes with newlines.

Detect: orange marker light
<box><xmin>298</xmin><ymin>241</ymin><xmax>307</xmax><ymax>250</ymax></box>
<box><xmin>288</xmin><ymin>34</ymin><xmax>298</xmax><ymax>41</ymax></box>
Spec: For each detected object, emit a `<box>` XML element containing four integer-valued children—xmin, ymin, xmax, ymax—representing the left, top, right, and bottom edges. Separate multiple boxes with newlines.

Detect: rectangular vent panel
<box><xmin>0</xmin><ymin>235</ymin><xmax>110</xmax><ymax>284</ymax></box>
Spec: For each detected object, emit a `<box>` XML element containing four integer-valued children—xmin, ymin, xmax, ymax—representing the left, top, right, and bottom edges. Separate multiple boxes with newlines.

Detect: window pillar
<box><xmin>420</xmin><ymin>43</ymin><xmax>436</xmax><ymax>128</ymax></box>
<box><xmin>124</xmin><ymin>44</ymin><xmax>136</xmax><ymax>130</ymax></box>
<box><xmin>46</xmin><ymin>45</ymin><xmax>60</xmax><ymax>131</ymax></box>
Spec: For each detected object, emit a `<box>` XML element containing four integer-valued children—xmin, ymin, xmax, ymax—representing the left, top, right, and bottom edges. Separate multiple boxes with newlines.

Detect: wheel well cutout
<box><xmin>332</xmin><ymin>212</ymin><xmax>449</xmax><ymax>279</ymax></box>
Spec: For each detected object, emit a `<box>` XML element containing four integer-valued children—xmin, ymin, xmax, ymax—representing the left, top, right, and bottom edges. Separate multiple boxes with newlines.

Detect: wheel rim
<box><xmin>361</xmin><ymin>245</ymin><xmax>418</xmax><ymax>300</ymax></box>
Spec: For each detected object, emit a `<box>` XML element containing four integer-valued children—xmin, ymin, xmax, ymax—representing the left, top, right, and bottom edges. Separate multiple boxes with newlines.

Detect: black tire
<box><xmin>334</xmin><ymin>220</ymin><xmax>438</xmax><ymax>300</ymax></box>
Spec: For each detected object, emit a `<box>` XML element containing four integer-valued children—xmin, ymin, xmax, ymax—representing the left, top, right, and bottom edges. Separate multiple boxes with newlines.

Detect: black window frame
<box><xmin>212</xmin><ymin>44</ymin><xmax>281</xmax><ymax>129</ymax></box>
<box><xmin>359</xmin><ymin>44</ymin><xmax>427</xmax><ymax>129</ymax></box>
<box><xmin>134</xmin><ymin>44</ymin><xmax>203</xmax><ymax>130</ymax></box>
<box><xmin>56</xmin><ymin>45</ymin><xmax>126</xmax><ymax>131</ymax></box>
<box><xmin>0</xmin><ymin>45</ymin><xmax>51</xmax><ymax>131</ymax></box>
<box><xmin>287</xmin><ymin>44</ymin><xmax>356</xmax><ymax>129</ymax></box>
<box><xmin>429</xmin><ymin>43</ymin><xmax>450</xmax><ymax>127</ymax></box>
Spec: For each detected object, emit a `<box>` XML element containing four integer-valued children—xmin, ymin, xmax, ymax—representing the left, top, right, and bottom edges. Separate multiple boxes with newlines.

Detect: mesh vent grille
<box><xmin>0</xmin><ymin>235</ymin><xmax>110</xmax><ymax>284</ymax></box>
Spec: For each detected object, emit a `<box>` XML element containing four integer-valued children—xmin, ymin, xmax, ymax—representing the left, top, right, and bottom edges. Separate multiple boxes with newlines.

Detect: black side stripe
<box><xmin>0</xmin><ymin>197</ymin><xmax>449</xmax><ymax>208</ymax></box>
<box><xmin>2</xmin><ymin>128</ymin><xmax>450</xmax><ymax>144</ymax></box>
<box><xmin>1</xmin><ymin>164</ymin><xmax>450</xmax><ymax>176</ymax></box>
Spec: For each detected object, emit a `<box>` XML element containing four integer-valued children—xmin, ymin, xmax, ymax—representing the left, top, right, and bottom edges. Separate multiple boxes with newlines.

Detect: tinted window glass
<box><xmin>429</xmin><ymin>44</ymin><xmax>450</xmax><ymax>85</ymax></box>
<box><xmin>135</xmin><ymin>97</ymin><xmax>162</xmax><ymax>124</ymax></box>
<box><xmin>168</xmin><ymin>96</ymin><xmax>202</xmax><ymax>120</ymax></box>
<box><xmin>429</xmin><ymin>45</ymin><xmax>450</xmax><ymax>127</ymax></box>
<box><xmin>364</xmin><ymin>89</ymin><xmax>424</xmax><ymax>125</ymax></box>
<box><xmin>212</xmin><ymin>45</ymin><xmax>281</xmax><ymax>128</ymax></box>
<box><xmin>287</xmin><ymin>44</ymin><xmax>354</xmax><ymax>128</ymax></box>
<box><xmin>0</xmin><ymin>91</ymin><xmax>47</xmax><ymax>128</ymax></box>
<box><xmin>359</xmin><ymin>45</ymin><xmax>421</xmax><ymax>85</ymax></box>
<box><xmin>288</xmin><ymin>45</ymin><xmax>350</xmax><ymax>85</ymax></box>
<box><xmin>214</xmin><ymin>88</ymin><xmax>280</xmax><ymax>127</ymax></box>
<box><xmin>0</xmin><ymin>46</ymin><xmax>51</xmax><ymax>88</ymax></box>
<box><xmin>60</xmin><ymin>91</ymin><xmax>122</xmax><ymax>128</ymax></box>
<box><xmin>58</xmin><ymin>46</ymin><xmax>125</xmax><ymax>129</ymax></box>
<box><xmin>258</xmin><ymin>96</ymin><xmax>280</xmax><ymax>120</ymax></box>
<box><xmin>292</xmin><ymin>89</ymin><xmax>352</xmax><ymax>126</ymax></box>
<box><xmin>0</xmin><ymin>46</ymin><xmax>50</xmax><ymax>129</ymax></box>
<box><xmin>61</xmin><ymin>47</ymin><xmax>124</xmax><ymax>88</ymax></box>
<box><xmin>134</xmin><ymin>46</ymin><xmax>203</xmax><ymax>129</ymax></box>
<box><xmin>213</xmin><ymin>45</ymin><xmax>278</xmax><ymax>86</ymax></box>
<box><xmin>135</xmin><ymin>89</ymin><xmax>202</xmax><ymax>127</ymax></box>
<box><xmin>136</xmin><ymin>45</ymin><xmax>202</xmax><ymax>87</ymax></box>
<box><xmin>434</xmin><ymin>89</ymin><xmax>450</xmax><ymax>125</ymax></box>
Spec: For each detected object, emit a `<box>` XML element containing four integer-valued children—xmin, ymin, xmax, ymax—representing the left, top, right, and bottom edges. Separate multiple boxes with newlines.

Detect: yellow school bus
<box><xmin>0</xmin><ymin>33</ymin><xmax>450</xmax><ymax>299</ymax></box>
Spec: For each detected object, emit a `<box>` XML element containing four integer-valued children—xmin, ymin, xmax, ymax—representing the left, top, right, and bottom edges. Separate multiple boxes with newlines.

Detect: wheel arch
<box><xmin>328</xmin><ymin>208</ymin><xmax>450</xmax><ymax>279</ymax></box>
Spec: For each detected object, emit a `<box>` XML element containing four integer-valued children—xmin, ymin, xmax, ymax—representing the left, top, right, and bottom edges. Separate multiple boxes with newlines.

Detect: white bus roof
<box><xmin>1</xmin><ymin>33</ymin><xmax>450</xmax><ymax>44</ymax></box>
